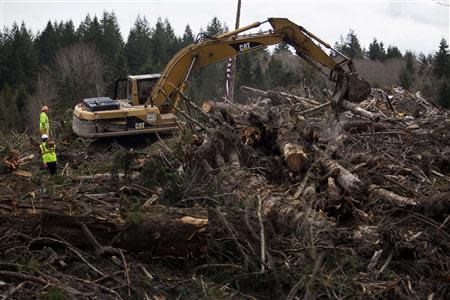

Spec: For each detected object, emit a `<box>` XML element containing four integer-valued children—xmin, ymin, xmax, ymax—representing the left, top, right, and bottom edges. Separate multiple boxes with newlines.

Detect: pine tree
<box><xmin>164</xmin><ymin>19</ymin><xmax>180</xmax><ymax>58</ymax></box>
<box><xmin>253</xmin><ymin>63</ymin><xmax>265</xmax><ymax>89</ymax></box>
<box><xmin>151</xmin><ymin>18</ymin><xmax>168</xmax><ymax>71</ymax></box>
<box><xmin>76</xmin><ymin>15</ymin><xmax>92</xmax><ymax>39</ymax></box>
<box><xmin>206</xmin><ymin>17</ymin><xmax>226</xmax><ymax>36</ymax></box>
<box><xmin>418</xmin><ymin>53</ymin><xmax>429</xmax><ymax>76</ymax></box>
<box><xmin>35</xmin><ymin>21</ymin><xmax>58</xmax><ymax>66</ymax></box>
<box><xmin>437</xmin><ymin>80</ymin><xmax>450</xmax><ymax>108</ymax></box>
<box><xmin>60</xmin><ymin>20</ymin><xmax>78</xmax><ymax>48</ymax></box>
<box><xmin>345</xmin><ymin>30</ymin><xmax>363</xmax><ymax>59</ymax></box>
<box><xmin>367</xmin><ymin>38</ymin><xmax>385</xmax><ymax>60</ymax></box>
<box><xmin>399</xmin><ymin>51</ymin><xmax>416</xmax><ymax>90</ymax></box>
<box><xmin>0</xmin><ymin>84</ymin><xmax>21</xmax><ymax>130</ymax></box>
<box><xmin>334</xmin><ymin>30</ymin><xmax>363</xmax><ymax>59</ymax></box>
<box><xmin>2</xmin><ymin>22</ymin><xmax>38</xmax><ymax>91</ymax></box>
<box><xmin>236</xmin><ymin>53</ymin><xmax>253</xmax><ymax>87</ymax></box>
<box><xmin>82</xmin><ymin>16</ymin><xmax>102</xmax><ymax>45</ymax></box>
<box><xmin>433</xmin><ymin>38</ymin><xmax>450</xmax><ymax>79</ymax></box>
<box><xmin>181</xmin><ymin>24</ymin><xmax>195</xmax><ymax>48</ymax></box>
<box><xmin>0</xmin><ymin>32</ymin><xmax>5</xmax><ymax>88</ymax></box>
<box><xmin>100</xmin><ymin>12</ymin><xmax>127</xmax><ymax>94</ymax></box>
<box><xmin>386</xmin><ymin>46</ymin><xmax>402</xmax><ymax>59</ymax></box>
<box><xmin>379</xmin><ymin>42</ymin><xmax>386</xmax><ymax>59</ymax></box>
<box><xmin>265</xmin><ymin>57</ymin><xmax>298</xmax><ymax>89</ymax></box>
<box><xmin>126</xmin><ymin>16</ymin><xmax>153</xmax><ymax>74</ymax></box>
<box><xmin>433</xmin><ymin>39</ymin><xmax>450</xmax><ymax>108</ymax></box>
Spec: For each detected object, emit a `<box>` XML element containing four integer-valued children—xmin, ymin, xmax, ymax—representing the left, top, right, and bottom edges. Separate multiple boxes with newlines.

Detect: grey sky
<box><xmin>1</xmin><ymin>0</ymin><xmax>449</xmax><ymax>54</ymax></box>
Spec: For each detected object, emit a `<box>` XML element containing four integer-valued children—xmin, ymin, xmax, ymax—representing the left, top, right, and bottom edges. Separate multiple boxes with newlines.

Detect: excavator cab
<box><xmin>114</xmin><ymin>74</ymin><xmax>161</xmax><ymax>105</ymax></box>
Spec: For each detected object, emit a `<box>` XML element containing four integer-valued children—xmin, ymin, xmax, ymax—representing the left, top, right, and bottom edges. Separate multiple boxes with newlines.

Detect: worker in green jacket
<box><xmin>39</xmin><ymin>134</ymin><xmax>57</xmax><ymax>175</ymax></box>
<box><xmin>39</xmin><ymin>106</ymin><xmax>49</xmax><ymax>136</ymax></box>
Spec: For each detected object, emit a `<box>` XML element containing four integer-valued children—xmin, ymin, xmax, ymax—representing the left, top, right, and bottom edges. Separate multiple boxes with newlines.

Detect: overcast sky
<box><xmin>1</xmin><ymin>0</ymin><xmax>449</xmax><ymax>54</ymax></box>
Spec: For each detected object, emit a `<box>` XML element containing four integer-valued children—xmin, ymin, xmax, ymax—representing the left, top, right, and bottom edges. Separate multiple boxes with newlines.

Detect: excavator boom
<box><xmin>146</xmin><ymin>17</ymin><xmax>371</xmax><ymax>112</ymax></box>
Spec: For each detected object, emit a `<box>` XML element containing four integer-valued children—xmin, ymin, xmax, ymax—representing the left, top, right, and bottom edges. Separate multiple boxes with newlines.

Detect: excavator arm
<box><xmin>146</xmin><ymin>18</ymin><xmax>371</xmax><ymax>112</ymax></box>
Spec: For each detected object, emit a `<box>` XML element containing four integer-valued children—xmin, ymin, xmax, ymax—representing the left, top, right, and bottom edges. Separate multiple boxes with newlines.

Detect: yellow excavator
<box><xmin>72</xmin><ymin>18</ymin><xmax>371</xmax><ymax>138</ymax></box>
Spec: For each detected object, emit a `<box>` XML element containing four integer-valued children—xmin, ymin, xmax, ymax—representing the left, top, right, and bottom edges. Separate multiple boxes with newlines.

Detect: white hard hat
<box><xmin>41</xmin><ymin>134</ymin><xmax>48</xmax><ymax>140</ymax></box>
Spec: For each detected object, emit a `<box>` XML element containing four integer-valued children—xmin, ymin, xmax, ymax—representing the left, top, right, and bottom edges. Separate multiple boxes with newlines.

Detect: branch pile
<box><xmin>0</xmin><ymin>84</ymin><xmax>449</xmax><ymax>299</ymax></box>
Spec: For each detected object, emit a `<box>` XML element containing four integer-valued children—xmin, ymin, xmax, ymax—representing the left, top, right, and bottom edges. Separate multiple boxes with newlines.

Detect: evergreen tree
<box><xmin>399</xmin><ymin>51</ymin><xmax>415</xmax><ymax>90</ymax></box>
<box><xmin>151</xmin><ymin>18</ymin><xmax>169</xmax><ymax>71</ymax></box>
<box><xmin>76</xmin><ymin>15</ymin><xmax>92</xmax><ymax>39</ymax></box>
<box><xmin>386</xmin><ymin>45</ymin><xmax>402</xmax><ymax>59</ymax></box>
<box><xmin>164</xmin><ymin>19</ymin><xmax>180</xmax><ymax>58</ymax></box>
<box><xmin>35</xmin><ymin>21</ymin><xmax>58</xmax><ymax>66</ymax></box>
<box><xmin>433</xmin><ymin>38</ymin><xmax>450</xmax><ymax>79</ymax></box>
<box><xmin>2</xmin><ymin>22</ymin><xmax>38</xmax><ymax>91</ymax></box>
<box><xmin>126</xmin><ymin>16</ymin><xmax>153</xmax><ymax>74</ymax></box>
<box><xmin>180</xmin><ymin>24</ymin><xmax>195</xmax><ymax>48</ymax></box>
<box><xmin>265</xmin><ymin>57</ymin><xmax>298</xmax><ymax>89</ymax></box>
<box><xmin>433</xmin><ymin>39</ymin><xmax>450</xmax><ymax>108</ymax></box>
<box><xmin>60</xmin><ymin>20</ymin><xmax>78</xmax><ymax>48</ymax></box>
<box><xmin>252</xmin><ymin>62</ymin><xmax>265</xmax><ymax>89</ymax></box>
<box><xmin>100</xmin><ymin>12</ymin><xmax>128</xmax><ymax>94</ymax></box>
<box><xmin>335</xmin><ymin>30</ymin><xmax>363</xmax><ymax>59</ymax></box>
<box><xmin>379</xmin><ymin>42</ymin><xmax>386</xmax><ymax>58</ymax></box>
<box><xmin>206</xmin><ymin>17</ymin><xmax>227</xmax><ymax>36</ymax></box>
<box><xmin>236</xmin><ymin>53</ymin><xmax>253</xmax><ymax>87</ymax></box>
<box><xmin>0</xmin><ymin>84</ymin><xmax>21</xmax><ymax>130</ymax></box>
<box><xmin>0</xmin><ymin>32</ymin><xmax>5</xmax><ymax>88</ymax></box>
<box><xmin>418</xmin><ymin>53</ymin><xmax>429</xmax><ymax>76</ymax></box>
<box><xmin>82</xmin><ymin>16</ymin><xmax>102</xmax><ymax>45</ymax></box>
<box><xmin>367</xmin><ymin>38</ymin><xmax>385</xmax><ymax>60</ymax></box>
<box><xmin>437</xmin><ymin>80</ymin><xmax>450</xmax><ymax>108</ymax></box>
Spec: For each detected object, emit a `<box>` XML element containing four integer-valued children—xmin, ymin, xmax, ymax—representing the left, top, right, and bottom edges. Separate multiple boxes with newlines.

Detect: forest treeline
<box><xmin>0</xmin><ymin>12</ymin><xmax>449</xmax><ymax>132</ymax></box>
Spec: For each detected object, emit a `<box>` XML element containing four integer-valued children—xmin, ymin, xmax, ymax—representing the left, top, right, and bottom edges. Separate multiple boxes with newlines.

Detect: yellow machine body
<box><xmin>73</xmin><ymin>18</ymin><xmax>370</xmax><ymax>138</ymax></box>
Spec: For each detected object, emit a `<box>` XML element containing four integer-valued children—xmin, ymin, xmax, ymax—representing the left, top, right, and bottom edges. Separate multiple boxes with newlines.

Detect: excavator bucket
<box><xmin>346</xmin><ymin>74</ymin><xmax>371</xmax><ymax>102</ymax></box>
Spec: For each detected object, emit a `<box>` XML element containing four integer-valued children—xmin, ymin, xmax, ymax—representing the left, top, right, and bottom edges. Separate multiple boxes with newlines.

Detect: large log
<box><xmin>190</xmin><ymin>129</ymin><xmax>336</xmax><ymax>238</ymax></box>
<box><xmin>1</xmin><ymin>205</ymin><xmax>208</xmax><ymax>259</ymax></box>
<box><xmin>281</xmin><ymin>143</ymin><xmax>308</xmax><ymax>172</ymax></box>
<box><xmin>240</xmin><ymin>85</ymin><xmax>268</xmax><ymax>98</ymax></box>
<box><xmin>270</xmin><ymin>90</ymin><xmax>320</xmax><ymax>106</ymax></box>
<box><xmin>203</xmin><ymin>98</ymin><xmax>310</xmax><ymax>172</ymax></box>
<box><xmin>276</xmin><ymin>112</ymin><xmax>310</xmax><ymax>172</ymax></box>
<box><xmin>314</xmin><ymin>145</ymin><xmax>364</xmax><ymax>193</ymax></box>
<box><xmin>240</xmin><ymin>86</ymin><xmax>320</xmax><ymax>108</ymax></box>
<box><xmin>341</xmin><ymin>120</ymin><xmax>390</xmax><ymax>132</ymax></box>
<box><xmin>202</xmin><ymin>101</ymin><xmax>232</xmax><ymax>114</ymax></box>
<box><xmin>341</xmin><ymin>100</ymin><xmax>381</xmax><ymax>122</ymax></box>
<box><xmin>368</xmin><ymin>184</ymin><xmax>417</xmax><ymax>206</ymax></box>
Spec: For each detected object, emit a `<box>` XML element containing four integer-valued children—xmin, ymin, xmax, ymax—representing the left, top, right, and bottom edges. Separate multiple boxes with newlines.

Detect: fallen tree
<box><xmin>1</xmin><ymin>205</ymin><xmax>208</xmax><ymax>259</ymax></box>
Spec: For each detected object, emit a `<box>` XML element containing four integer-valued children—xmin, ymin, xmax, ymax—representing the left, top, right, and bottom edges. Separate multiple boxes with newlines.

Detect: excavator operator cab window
<box><xmin>114</xmin><ymin>78</ymin><xmax>130</xmax><ymax>101</ymax></box>
<box><xmin>137</xmin><ymin>78</ymin><xmax>159</xmax><ymax>105</ymax></box>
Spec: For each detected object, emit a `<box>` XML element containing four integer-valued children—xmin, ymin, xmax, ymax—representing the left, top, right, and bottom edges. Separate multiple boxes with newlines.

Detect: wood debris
<box><xmin>0</xmin><ymin>85</ymin><xmax>449</xmax><ymax>299</ymax></box>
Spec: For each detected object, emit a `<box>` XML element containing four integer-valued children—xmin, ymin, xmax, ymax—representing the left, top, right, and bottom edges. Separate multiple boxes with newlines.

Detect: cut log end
<box><xmin>283</xmin><ymin>143</ymin><xmax>308</xmax><ymax>172</ymax></box>
<box><xmin>202</xmin><ymin>101</ymin><xmax>212</xmax><ymax>113</ymax></box>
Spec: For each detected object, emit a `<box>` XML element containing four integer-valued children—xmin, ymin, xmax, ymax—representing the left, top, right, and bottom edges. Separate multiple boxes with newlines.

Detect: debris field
<box><xmin>0</xmin><ymin>85</ymin><xmax>449</xmax><ymax>299</ymax></box>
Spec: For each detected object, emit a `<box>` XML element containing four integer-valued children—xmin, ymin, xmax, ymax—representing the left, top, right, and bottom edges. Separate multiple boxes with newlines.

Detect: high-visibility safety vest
<box><xmin>40</xmin><ymin>142</ymin><xmax>57</xmax><ymax>164</ymax></box>
<box><xmin>40</xmin><ymin>112</ymin><xmax>49</xmax><ymax>134</ymax></box>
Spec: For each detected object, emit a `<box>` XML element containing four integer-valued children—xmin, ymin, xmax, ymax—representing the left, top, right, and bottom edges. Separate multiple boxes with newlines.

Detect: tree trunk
<box><xmin>341</xmin><ymin>100</ymin><xmax>381</xmax><ymax>122</ymax></box>
<box><xmin>1</xmin><ymin>205</ymin><xmax>208</xmax><ymax>259</ymax></box>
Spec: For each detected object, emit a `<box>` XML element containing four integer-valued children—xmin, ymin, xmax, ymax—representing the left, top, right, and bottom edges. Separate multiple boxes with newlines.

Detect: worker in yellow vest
<box><xmin>39</xmin><ymin>106</ymin><xmax>49</xmax><ymax>135</ymax></box>
<box><xmin>39</xmin><ymin>134</ymin><xmax>57</xmax><ymax>175</ymax></box>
